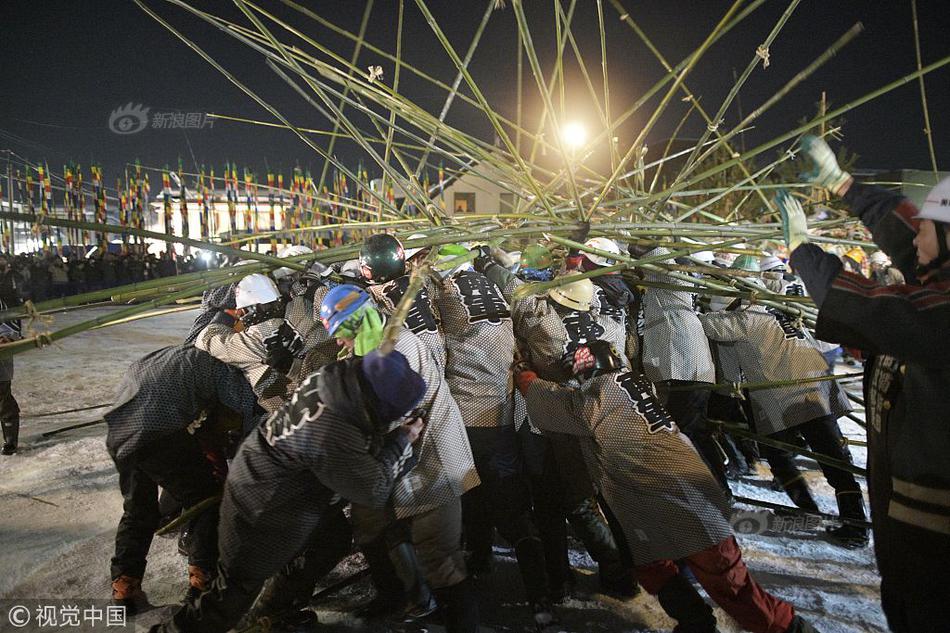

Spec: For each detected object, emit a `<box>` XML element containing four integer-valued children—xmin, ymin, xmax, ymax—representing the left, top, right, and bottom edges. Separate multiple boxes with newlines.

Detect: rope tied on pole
<box><xmin>22</xmin><ymin>300</ymin><xmax>53</xmax><ymax>340</ymax></box>
<box><xmin>755</xmin><ymin>44</ymin><xmax>771</xmax><ymax>68</ymax></box>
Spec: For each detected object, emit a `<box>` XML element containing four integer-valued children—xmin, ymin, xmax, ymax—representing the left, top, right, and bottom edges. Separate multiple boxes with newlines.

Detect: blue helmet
<box><xmin>320</xmin><ymin>284</ymin><xmax>370</xmax><ymax>335</ymax></box>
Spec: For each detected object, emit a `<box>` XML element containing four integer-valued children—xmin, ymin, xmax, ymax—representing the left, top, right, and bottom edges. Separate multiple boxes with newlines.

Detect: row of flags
<box><xmin>0</xmin><ymin>158</ymin><xmax>440</xmax><ymax>254</ymax></box>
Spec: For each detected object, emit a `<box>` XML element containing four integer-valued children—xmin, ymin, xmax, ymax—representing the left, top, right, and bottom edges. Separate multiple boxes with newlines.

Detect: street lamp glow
<box><xmin>562</xmin><ymin>121</ymin><xmax>587</xmax><ymax>149</ymax></box>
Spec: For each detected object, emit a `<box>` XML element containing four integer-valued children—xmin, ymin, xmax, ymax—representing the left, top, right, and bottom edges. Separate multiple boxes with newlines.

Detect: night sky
<box><xmin>1</xmin><ymin>0</ymin><xmax>947</xmax><ymax>188</ymax></box>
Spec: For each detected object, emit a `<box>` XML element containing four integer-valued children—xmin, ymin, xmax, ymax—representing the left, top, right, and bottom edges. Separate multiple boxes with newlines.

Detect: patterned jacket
<box><xmin>195</xmin><ymin>318</ymin><xmax>291</xmax><ymax>412</ymax></box>
<box><xmin>483</xmin><ymin>262</ymin><xmax>604</xmax><ymax>383</ymax></box>
<box><xmin>104</xmin><ymin>345</ymin><xmax>260</xmax><ymax>463</ymax></box>
<box><xmin>591</xmin><ymin>275</ymin><xmax>637</xmax><ymax>366</ymax></box>
<box><xmin>390</xmin><ymin>328</ymin><xmax>480</xmax><ymax>518</ymax></box>
<box><xmin>701</xmin><ymin>305</ymin><xmax>850</xmax><ymax>435</ymax></box>
<box><xmin>0</xmin><ymin>296</ymin><xmax>22</xmax><ymax>381</ymax></box>
<box><xmin>218</xmin><ymin>358</ymin><xmax>414</xmax><ymax>580</ymax></box>
<box><xmin>184</xmin><ymin>283</ymin><xmax>236</xmax><ymax>345</ymax></box>
<box><xmin>366</xmin><ymin>275</ymin><xmax>446</xmax><ymax>369</ymax></box>
<box><xmin>791</xmin><ymin>181</ymin><xmax>950</xmax><ymax>537</ymax></box>
<box><xmin>640</xmin><ymin>247</ymin><xmax>715</xmax><ymax>383</ymax></box>
<box><xmin>436</xmin><ymin>269</ymin><xmax>515</xmax><ymax>428</ymax></box>
<box><xmin>521</xmin><ymin>369</ymin><xmax>732</xmax><ymax>562</ymax></box>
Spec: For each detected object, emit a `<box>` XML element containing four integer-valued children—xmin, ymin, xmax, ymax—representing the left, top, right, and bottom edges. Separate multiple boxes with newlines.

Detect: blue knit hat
<box><xmin>361</xmin><ymin>350</ymin><xmax>426</xmax><ymax>422</ymax></box>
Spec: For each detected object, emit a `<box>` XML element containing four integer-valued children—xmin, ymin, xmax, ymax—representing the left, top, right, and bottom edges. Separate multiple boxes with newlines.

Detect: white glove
<box><xmin>774</xmin><ymin>189</ymin><xmax>809</xmax><ymax>252</ymax></box>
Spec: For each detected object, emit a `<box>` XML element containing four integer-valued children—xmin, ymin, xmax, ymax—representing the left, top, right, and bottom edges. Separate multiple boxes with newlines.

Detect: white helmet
<box><xmin>272</xmin><ymin>245</ymin><xmax>314</xmax><ymax>280</ymax></box>
<box><xmin>340</xmin><ymin>259</ymin><xmax>362</xmax><ymax>279</ymax></box>
<box><xmin>759</xmin><ymin>255</ymin><xmax>786</xmax><ymax>272</ymax></box>
<box><xmin>583</xmin><ymin>237</ymin><xmax>622</xmax><ymax>267</ymax></box>
<box><xmin>548</xmin><ymin>274</ymin><xmax>594</xmax><ymax>311</ymax></box>
<box><xmin>235</xmin><ymin>273</ymin><xmax>281</xmax><ymax>308</ymax></box>
<box><xmin>913</xmin><ymin>176</ymin><xmax>950</xmax><ymax>223</ymax></box>
<box><xmin>691</xmin><ymin>250</ymin><xmax>715</xmax><ymax>265</ymax></box>
<box><xmin>403</xmin><ymin>233</ymin><xmax>429</xmax><ymax>259</ymax></box>
<box><xmin>869</xmin><ymin>251</ymin><xmax>889</xmax><ymax>266</ymax></box>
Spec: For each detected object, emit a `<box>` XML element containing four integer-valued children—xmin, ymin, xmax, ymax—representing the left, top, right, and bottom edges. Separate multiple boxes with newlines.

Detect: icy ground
<box><xmin>0</xmin><ymin>307</ymin><xmax>887</xmax><ymax>632</ymax></box>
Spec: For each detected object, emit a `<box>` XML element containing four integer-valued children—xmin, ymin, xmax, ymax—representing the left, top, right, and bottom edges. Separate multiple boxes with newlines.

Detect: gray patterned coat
<box><xmin>484</xmin><ymin>262</ymin><xmax>604</xmax><ymax>383</ymax></box>
<box><xmin>367</xmin><ymin>276</ymin><xmax>446</xmax><ymax>369</ymax></box>
<box><xmin>700</xmin><ymin>305</ymin><xmax>851</xmax><ymax>436</ymax></box>
<box><xmin>219</xmin><ymin>358</ymin><xmax>415</xmax><ymax>580</ymax></box>
<box><xmin>640</xmin><ymin>247</ymin><xmax>715</xmax><ymax>383</ymax></box>
<box><xmin>437</xmin><ymin>269</ymin><xmax>515</xmax><ymax>428</ymax></box>
<box><xmin>390</xmin><ymin>328</ymin><xmax>480</xmax><ymax>518</ymax></box>
<box><xmin>184</xmin><ymin>283</ymin><xmax>236</xmax><ymax>345</ymax></box>
<box><xmin>196</xmin><ymin>319</ymin><xmax>292</xmax><ymax>412</ymax></box>
<box><xmin>522</xmin><ymin>370</ymin><xmax>732</xmax><ymax>562</ymax></box>
<box><xmin>104</xmin><ymin>345</ymin><xmax>260</xmax><ymax>464</ymax></box>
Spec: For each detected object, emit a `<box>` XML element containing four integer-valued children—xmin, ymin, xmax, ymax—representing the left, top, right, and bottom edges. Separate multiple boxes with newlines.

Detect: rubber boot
<box><xmin>827</xmin><ymin>492</ymin><xmax>869</xmax><ymax>549</ymax></box>
<box><xmin>786</xmin><ymin>614</ymin><xmax>822</xmax><ymax>633</ymax></box>
<box><xmin>389</xmin><ymin>541</ymin><xmax>438</xmax><ymax>621</ymax></box>
<box><xmin>655</xmin><ymin>573</ymin><xmax>720</xmax><ymax>633</ymax></box>
<box><xmin>111</xmin><ymin>575</ymin><xmax>150</xmax><ymax>616</ymax></box>
<box><xmin>434</xmin><ymin>577</ymin><xmax>479</xmax><ymax>633</ymax></box>
<box><xmin>566</xmin><ymin>498</ymin><xmax>631</xmax><ymax>596</ymax></box>
<box><xmin>781</xmin><ymin>475</ymin><xmax>820</xmax><ymax>513</ymax></box>
<box><xmin>1</xmin><ymin>414</ymin><xmax>18</xmax><ymax>455</ymax></box>
<box><xmin>356</xmin><ymin>538</ymin><xmax>406</xmax><ymax>618</ymax></box>
<box><xmin>513</xmin><ymin>537</ymin><xmax>551</xmax><ymax>604</ymax></box>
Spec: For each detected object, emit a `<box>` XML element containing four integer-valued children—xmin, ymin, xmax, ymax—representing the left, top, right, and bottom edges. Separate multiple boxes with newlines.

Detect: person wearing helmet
<box><xmin>513</xmin><ymin>342</ymin><xmax>820</xmax><ymax>633</ymax></box>
<box><xmin>271</xmin><ymin>244</ymin><xmax>314</xmax><ymax>295</ymax></box>
<box><xmin>435</xmin><ymin>245</ymin><xmax>556</xmax><ymax>627</ymax></box>
<box><xmin>402</xmin><ymin>233</ymin><xmax>431</xmax><ymax>266</ymax></box>
<box><xmin>195</xmin><ymin>273</ymin><xmax>297</xmax><ymax>412</ymax></box>
<box><xmin>474</xmin><ymin>255</ymin><xmax>637</xmax><ymax>601</ymax></box>
<box><xmin>320</xmin><ymin>285</ymin><xmax>480</xmax><ymax>632</ymax></box>
<box><xmin>519</xmin><ymin>244</ymin><xmax>556</xmax><ymax>281</ymax></box>
<box><xmin>151</xmin><ymin>350</ymin><xmax>428</xmax><ymax>633</ymax></box>
<box><xmin>632</xmin><ymin>244</ymin><xmax>729</xmax><ymax>492</ymax></box>
<box><xmin>700</xmin><ymin>294</ymin><xmax>865</xmax><ymax>548</ymax></box>
<box><xmin>106</xmin><ymin>345</ymin><xmax>261</xmax><ymax>615</ymax></box>
<box><xmin>776</xmin><ymin>136</ymin><xmax>950</xmax><ymax>632</ymax></box>
<box><xmin>184</xmin><ymin>281</ymin><xmax>238</xmax><ymax>346</ymax></box>
<box><xmin>570</xmin><ymin>237</ymin><xmax>639</xmax><ymax>367</ymax></box>
<box><xmin>868</xmin><ymin>250</ymin><xmax>905</xmax><ymax>286</ymax></box>
<box><xmin>360</xmin><ymin>234</ymin><xmax>446</xmax><ymax>369</ymax></box>
<box><xmin>842</xmin><ymin>247</ymin><xmax>869</xmax><ymax>277</ymax></box>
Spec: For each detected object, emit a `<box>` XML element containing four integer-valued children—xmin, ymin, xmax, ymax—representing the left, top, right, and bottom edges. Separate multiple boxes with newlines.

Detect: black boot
<box><xmin>655</xmin><ymin>574</ymin><xmax>720</xmax><ymax>633</ymax></box>
<box><xmin>388</xmin><ymin>542</ymin><xmax>438</xmax><ymax>621</ymax></box>
<box><xmin>781</xmin><ymin>476</ymin><xmax>820</xmax><ymax>513</ymax></box>
<box><xmin>827</xmin><ymin>492</ymin><xmax>868</xmax><ymax>549</ymax></box>
<box><xmin>356</xmin><ymin>539</ymin><xmax>406</xmax><ymax>618</ymax></box>
<box><xmin>1</xmin><ymin>414</ymin><xmax>18</xmax><ymax>455</ymax></box>
<box><xmin>566</xmin><ymin>498</ymin><xmax>634</xmax><ymax>596</ymax></box>
<box><xmin>785</xmin><ymin>614</ymin><xmax>821</xmax><ymax>633</ymax></box>
<box><xmin>434</xmin><ymin>577</ymin><xmax>479</xmax><ymax>633</ymax></box>
<box><xmin>513</xmin><ymin>537</ymin><xmax>551</xmax><ymax>605</ymax></box>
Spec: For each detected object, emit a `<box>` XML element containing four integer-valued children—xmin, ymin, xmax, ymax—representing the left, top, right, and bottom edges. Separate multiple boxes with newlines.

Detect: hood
<box><xmin>594</xmin><ymin>274</ymin><xmax>637</xmax><ymax>307</ymax></box>
<box><xmin>316</xmin><ymin>357</ymin><xmax>378</xmax><ymax>434</ymax></box>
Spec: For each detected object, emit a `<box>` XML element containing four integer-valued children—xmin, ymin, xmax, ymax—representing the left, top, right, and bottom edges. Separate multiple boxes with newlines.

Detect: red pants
<box><xmin>636</xmin><ymin>537</ymin><xmax>794</xmax><ymax>633</ymax></box>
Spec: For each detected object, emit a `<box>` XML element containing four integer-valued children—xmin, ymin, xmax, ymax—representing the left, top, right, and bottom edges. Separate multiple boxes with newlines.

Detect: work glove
<box><xmin>774</xmin><ymin>189</ymin><xmax>810</xmax><ymax>252</ymax></box>
<box><xmin>800</xmin><ymin>135</ymin><xmax>851</xmax><ymax>195</ymax></box>
<box><xmin>471</xmin><ymin>245</ymin><xmax>494</xmax><ymax>273</ymax></box>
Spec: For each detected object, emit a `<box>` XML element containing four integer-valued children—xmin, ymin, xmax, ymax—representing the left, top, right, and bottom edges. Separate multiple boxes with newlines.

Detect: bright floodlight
<box><xmin>562</xmin><ymin>121</ymin><xmax>587</xmax><ymax>149</ymax></box>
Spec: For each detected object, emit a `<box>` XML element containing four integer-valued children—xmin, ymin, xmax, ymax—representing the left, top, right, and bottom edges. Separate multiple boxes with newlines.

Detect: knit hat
<box><xmin>361</xmin><ymin>350</ymin><xmax>426</xmax><ymax>423</ymax></box>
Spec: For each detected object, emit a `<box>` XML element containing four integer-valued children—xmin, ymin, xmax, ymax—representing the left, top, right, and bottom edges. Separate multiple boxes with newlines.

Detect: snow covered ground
<box><xmin>0</xmin><ymin>307</ymin><xmax>887</xmax><ymax>632</ymax></box>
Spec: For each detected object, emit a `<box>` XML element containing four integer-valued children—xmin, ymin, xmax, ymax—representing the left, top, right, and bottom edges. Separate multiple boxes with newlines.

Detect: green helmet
<box><xmin>731</xmin><ymin>254</ymin><xmax>761</xmax><ymax>273</ymax></box>
<box><xmin>360</xmin><ymin>234</ymin><xmax>406</xmax><ymax>283</ymax></box>
<box><xmin>521</xmin><ymin>244</ymin><xmax>554</xmax><ymax>270</ymax></box>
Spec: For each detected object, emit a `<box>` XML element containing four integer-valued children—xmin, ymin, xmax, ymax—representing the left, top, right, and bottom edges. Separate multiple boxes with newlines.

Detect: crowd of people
<box><xmin>0</xmin><ymin>248</ymin><xmax>230</xmax><ymax>303</ymax></box>
<box><xmin>3</xmin><ymin>135</ymin><xmax>946</xmax><ymax>633</ymax></box>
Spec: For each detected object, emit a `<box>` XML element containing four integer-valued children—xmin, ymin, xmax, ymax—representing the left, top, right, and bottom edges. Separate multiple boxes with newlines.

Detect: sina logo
<box><xmin>109</xmin><ymin>103</ymin><xmax>151</xmax><ymax>135</ymax></box>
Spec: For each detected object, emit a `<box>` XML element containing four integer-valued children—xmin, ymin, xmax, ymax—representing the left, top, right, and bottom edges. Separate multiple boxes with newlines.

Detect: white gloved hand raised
<box><xmin>800</xmin><ymin>135</ymin><xmax>852</xmax><ymax>195</ymax></box>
